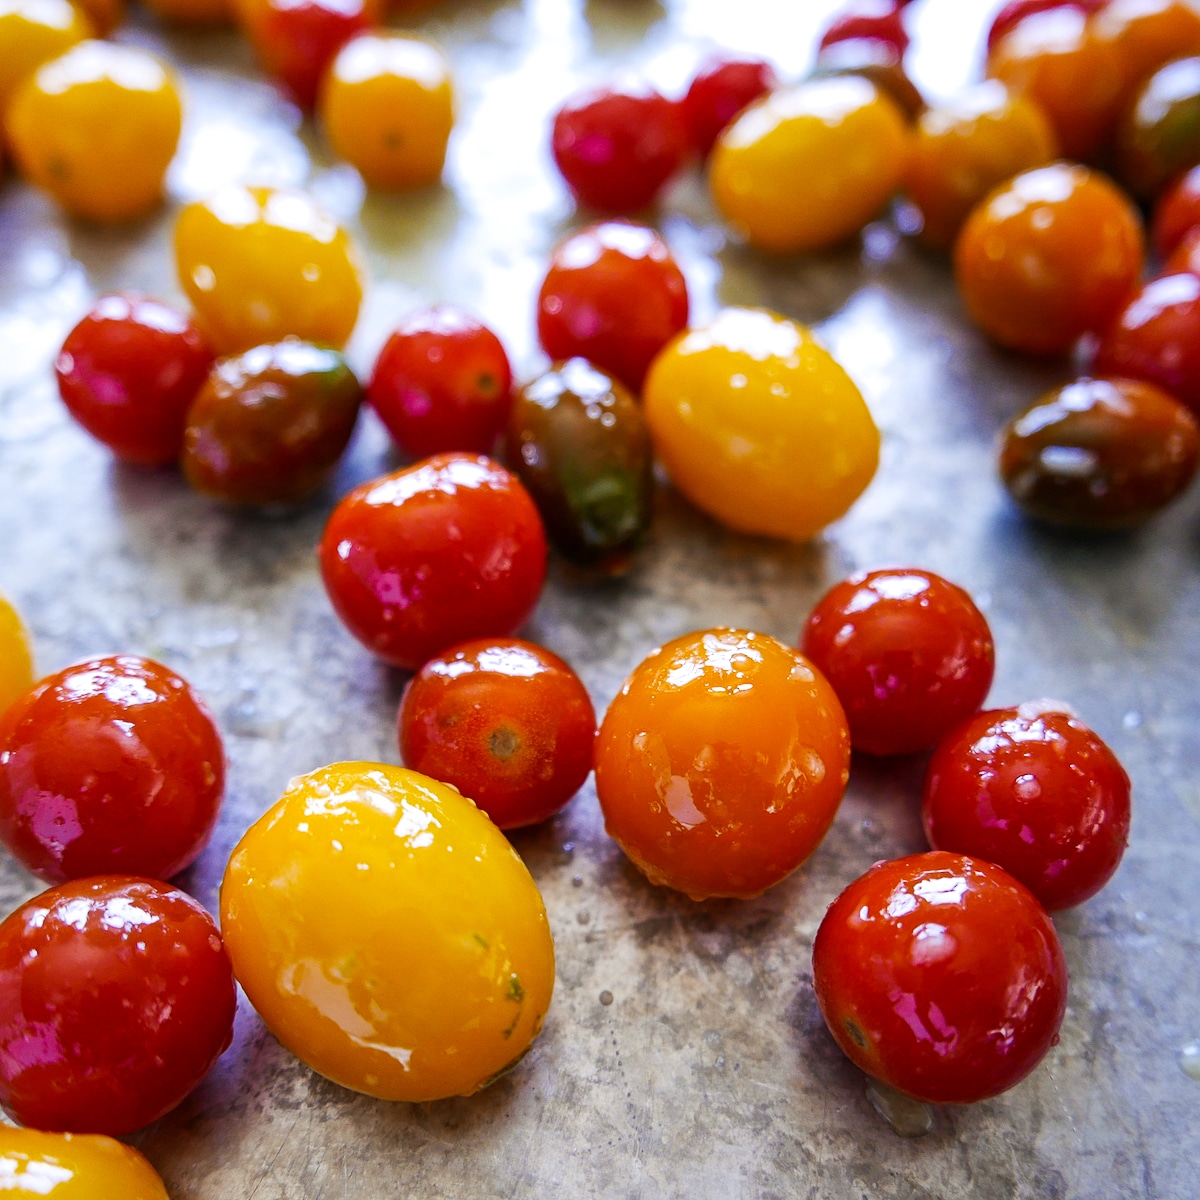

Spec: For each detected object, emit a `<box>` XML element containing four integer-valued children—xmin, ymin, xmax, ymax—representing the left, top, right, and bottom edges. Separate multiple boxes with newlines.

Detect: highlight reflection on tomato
<box><xmin>0</xmin><ymin>1128</ymin><xmax>170</xmax><ymax>1198</ymax></box>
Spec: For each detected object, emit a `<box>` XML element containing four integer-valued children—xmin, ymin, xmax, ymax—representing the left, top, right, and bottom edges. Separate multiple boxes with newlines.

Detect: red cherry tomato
<box><xmin>0</xmin><ymin>655</ymin><xmax>224</xmax><ymax>883</ymax></box>
<box><xmin>0</xmin><ymin>876</ymin><xmax>236</xmax><ymax>1134</ymax></box>
<box><xmin>536</xmin><ymin>221</ymin><xmax>689</xmax><ymax>394</ymax></box>
<box><xmin>812</xmin><ymin>852</ymin><xmax>1068</xmax><ymax>1105</ymax></box>
<box><xmin>398</xmin><ymin>637</ymin><xmax>596</xmax><ymax>829</ymax></box>
<box><xmin>924</xmin><ymin>702</ymin><xmax>1131</xmax><ymax>911</ymax></box>
<box><xmin>551</xmin><ymin>84</ymin><xmax>689</xmax><ymax>214</ymax></box>
<box><xmin>986</xmin><ymin>0</ymin><xmax>1106</xmax><ymax>55</ymax></box>
<box><xmin>1152</xmin><ymin>163</ymin><xmax>1200</xmax><ymax>258</ymax></box>
<box><xmin>819</xmin><ymin>3</ymin><xmax>910</xmax><ymax>55</ymax></box>
<box><xmin>367</xmin><ymin>307</ymin><xmax>513</xmax><ymax>458</ymax></box>
<box><xmin>681</xmin><ymin>54</ymin><xmax>778</xmax><ymax>157</ymax></box>
<box><xmin>55</xmin><ymin>294</ymin><xmax>215</xmax><ymax>465</ymax></box>
<box><xmin>319</xmin><ymin>453</ymin><xmax>547</xmax><ymax>670</ymax></box>
<box><xmin>800</xmin><ymin>569</ymin><xmax>995</xmax><ymax>757</ymax></box>
<box><xmin>1165</xmin><ymin>225</ymin><xmax>1200</xmax><ymax>277</ymax></box>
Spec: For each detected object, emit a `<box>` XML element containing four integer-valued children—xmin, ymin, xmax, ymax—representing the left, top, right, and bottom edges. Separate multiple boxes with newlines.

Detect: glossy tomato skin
<box><xmin>1152</xmin><ymin>164</ymin><xmax>1200</xmax><ymax>259</ymax></box>
<box><xmin>0</xmin><ymin>876</ymin><xmax>236</xmax><ymax>1133</ymax></box>
<box><xmin>551</xmin><ymin>84</ymin><xmax>689</xmax><ymax>214</ymax></box>
<box><xmin>924</xmin><ymin>704</ymin><xmax>1131</xmax><ymax>911</ymax></box>
<box><xmin>986</xmin><ymin>0</ymin><xmax>1106</xmax><ymax>55</ymax></box>
<box><xmin>537</xmin><ymin>221</ymin><xmax>688</xmax><ymax>395</ymax></box>
<box><xmin>681</xmin><ymin>53</ymin><xmax>778</xmax><ymax>158</ymax></box>
<box><xmin>398</xmin><ymin>638</ymin><xmax>596</xmax><ymax>829</ymax></box>
<box><xmin>1000</xmin><ymin>376</ymin><xmax>1200</xmax><ymax>527</ymax></box>
<box><xmin>812</xmin><ymin>852</ymin><xmax>1068</xmax><ymax>1105</ymax></box>
<box><xmin>368</xmin><ymin>306</ymin><xmax>513</xmax><ymax>458</ymax></box>
<box><xmin>319</xmin><ymin>453</ymin><xmax>547</xmax><ymax>669</ymax></box>
<box><xmin>1116</xmin><ymin>57</ymin><xmax>1200</xmax><ymax>201</ymax></box>
<box><xmin>595</xmin><ymin>629</ymin><xmax>850</xmax><ymax>900</ymax></box>
<box><xmin>801</xmin><ymin>569</ymin><xmax>994</xmax><ymax>757</ymax></box>
<box><xmin>508</xmin><ymin>359</ymin><xmax>653</xmax><ymax>572</ymax></box>
<box><xmin>811</xmin><ymin>38</ymin><xmax>925</xmax><ymax>121</ymax></box>
<box><xmin>0</xmin><ymin>1128</ymin><xmax>169</xmax><ymax>1198</ymax></box>
<box><xmin>183</xmin><ymin>339</ymin><xmax>362</xmax><ymax>505</ymax></box>
<box><xmin>1095</xmin><ymin>0</ymin><xmax>1200</xmax><ymax>111</ymax></box>
<box><xmin>955</xmin><ymin>163</ymin><xmax>1144</xmax><ymax>357</ymax></box>
<box><xmin>56</xmin><ymin>294</ymin><xmax>215</xmax><ymax>465</ymax></box>
<box><xmin>0</xmin><ymin>655</ymin><xmax>224</xmax><ymax>883</ymax></box>
<box><xmin>0</xmin><ymin>594</ymin><xmax>34</xmax><ymax>721</ymax></box>
<box><xmin>819</xmin><ymin>5</ymin><xmax>909</xmax><ymax>55</ymax></box>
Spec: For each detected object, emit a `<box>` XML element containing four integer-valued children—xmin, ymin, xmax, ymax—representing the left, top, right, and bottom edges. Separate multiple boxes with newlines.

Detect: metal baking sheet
<box><xmin>1</xmin><ymin>1</ymin><xmax>1197</xmax><ymax>1196</ymax></box>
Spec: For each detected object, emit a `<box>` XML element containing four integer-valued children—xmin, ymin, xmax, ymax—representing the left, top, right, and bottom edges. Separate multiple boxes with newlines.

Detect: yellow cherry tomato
<box><xmin>5</xmin><ymin>41</ymin><xmax>181</xmax><ymax>223</ymax></box>
<box><xmin>0</xmin><ymin>0</ymin><xmax>92</xmax><ymax>126</ymax></box>
<box><xmin>320</xmin><ymin>32</ymin><xmax>453</xmax><ymax>191</ymax></box>
<box><xmin>0</xmin><ymin>1128</ymin><xmax>168</xmax><ymax>1198</ymax></box>
<box><xmin>0</xmin><ymin>593</ymin><xmax>34</xmax><ymax>718</ymax></box>
<box><xmin>220</xmin><ymin>761</ymin><xmax>555</xmax><ymax>1102</ymax></box>
<box><xmin>175</xmin><ymin>185</ymin><xmax>364</xmax><ymax>353</ymax></box>
<box><xmin>643</xmin><ymin>307</ymin><xmax>880</xmax><ymax>541</ymax></box>
<box><xmin>905</xmin><ymin>81</ymin><xmax>1058</xmax><ymax>249</ymax></box>
<box><xmin>142</xmin><ymin>0</ymin><xmax>231</xmax><ymax>24</ymax></box>
<box><xmin>709</xmin><ymin>76</ymin><xmax>909</xmax><ymax>254</ymax></box>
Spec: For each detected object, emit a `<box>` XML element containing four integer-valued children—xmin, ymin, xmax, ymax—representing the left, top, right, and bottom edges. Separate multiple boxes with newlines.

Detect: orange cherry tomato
<box><xmin>1095</xmin><ymin>0</ymin><xmax>1200</xmax><ymax>109</ymax></box>
<box><xmin>595</xmin><ymin>629</ymin><xmax>850</xmax><ymax>900</ymax></box>
<box><xmin>0</xmin><ymin>0</ymin><xmax>92</xmax><ymax>126</ymax></box>
<box><xmin>221</xmin><ymin>761</ymin><xmax>555</xmax><ymax>1102</ymax></box>
<box><xmin>0</xmin><ymin>1128</ymin><xmax>169</xmax><ymax>1198</ymax></box>
<box><xmin>0</xmin><ymin>593</ymin><xmax>34</xmax><ymax>719</ymax></box>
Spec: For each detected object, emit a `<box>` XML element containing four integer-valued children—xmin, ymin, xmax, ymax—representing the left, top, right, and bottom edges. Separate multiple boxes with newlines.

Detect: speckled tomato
<box><xmin>5</xmin><ymin>41</ymin><xmax>181</xmax><ymax>223</ymax></box>
<box><xmin>801</xmin><ymin>569</ymin><xmax>995</xmax><ymax>758</ymax></box>
<box><xmin>398</xmin><ymin>638</ymin><xmax>596</xmax><ymax>829</ymax></box>
<box><xmin>0</xmin><ymin>594</ymin><xmax>34</xmax><ymax>720</ymax></box>
<box><xmin>55</xmin><ymin>294</ymin><xmax>215</xmax><ymax>465</ymax></box>
<box><xmin>924</xmin><ymin>703</ymin><xmax>1131</xmax><ymax>910</ymax></box>
<box><xmin>1152</xmin><ymin>164</ymin><xmax>1200</xmax><ymax>258</ymax></box>
<box><xmin>0</xmin><ymin>1129</ymin><xmax>168</xmax><ymax>1198</ymax></box>
<box><xmin>1116</xmin><ymin>56</ymin><xmax>1200</xmax><ymax>201</ymax></box>
<box><xmin>955</xmin><ymin>163</ymin><xmax>1144</xmax><ymax>356</ymax></box>
<box><xmin>220</xmin><ymin>761</ymin><xmax>555</xmax><ymax>1101</ymax></box>
<box><xmin>536</xmin><ymin>220</ymin><xmax>688</xmax><ymax>394</ymax></box>
<box><xmin>0</xmin><ymin>0</ymin><xmax>92</xmax><ymax>121</ymax></box>
<box><xmin>595</xmin><ymin>629</ymin><xmax>850</xmax><ymax>900</ymax></box>
<box><xmin>813</xmin><ymin>852</ymin><xmax>1068</xmax><ymax>1104</ymax></box>
<box><xmin>0</xmin><ymin>655</ymin><xmax>224</xmax><ymax>883</ymax></box>
<box><xmin>0</xmin><ymin>876</ymin><xmax>236</xmax><ymax>1133</ymax></box>
<box><xmin>175</xmin><ymin>184</ymin><xmax>364</xmax><ymax>354</ymax></box>
<box><xmin>643</xmin><ymin>307</ymin><xmax>879</xmax><ymax>541</ymax></box>
<box><xmin>710</xmin><ymin>76</ymin><xmax>909</xmax><ymax>254</ymax></box>
<box><xmin>319</xmin><ymin>453</ymin><xmax>547</xmax><ymax>669</ymax></box>
<box><xmin>681</xmin><ymin>53</ymin><xmax>777</xmax><ymax>158</ymax></box>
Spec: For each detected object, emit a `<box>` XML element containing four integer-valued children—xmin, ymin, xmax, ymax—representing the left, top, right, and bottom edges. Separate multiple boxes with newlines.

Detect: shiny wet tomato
<box><xmin>221</xmin><ymin>761</ymin><xmax>555</xmax><ymax>1100</ymax></box>
<box><xmin>643</xmin><ymin>307</ymin><xmax>879</xmax><ymax>541</ymax></box>
<box><xmin>368</xmin><ymin>306</ymin><xmax>513</xmax><ymax>458</ymax></box>
<box><xmin>319</xmin><ymin>453</ymin><xmax>547</xmax><ymax>669</ymax></box>
<box><xmin>536</xmin><ymin>220</ymin><xmax>688</xmax><ymax>394</ymax></box>
<box><xmin>0</xmin><ymin>1129</ymin><xmax>169</xmax><ymax>1198</ymax></box>
<box><xmin>1116</xmin><ymin>56</ymin><xmax>1200</xmax><ymax>201</ymax></box>
<box><xmin>398</xmin><ymin>638</ymin><xmax>596</xmax><ymax>829</ymax></box>
<box><xmin>6</xmin><ymin>41</ymin><xmax>181</xmax><ymax>223</ymax></box>
<box><xmin>813</xmin><ymin>852</ymin><xmax>1068</xmax><ymax>1104</ymax></box>
<box><xmin>595</xmin><ymin>629</ymin><xmax>850</xmax><ymax>900</ymax></box>
<box><xmin>681</xmin><ymin>53</ymin><xmax>777</xmax><ymax>158</ymax></box>
<box><xmin>175</xmin><ymin>184</ymin><xmax>364</xmax><ymax>353</ymax></box>
<box><xmin>551</xmin><ymin>83</ymin><xmax>689</xmax><ymax>214</ymax></box>
<box><xmin>1095</xmin><ymin>0</ymin><xmax>1200</xmax><ymax>110</ymax></box>
<box><xmin>0</xmin><ymin>0</ymin><xmax>92</xmax><ymax>121</ymax></box>
<box><xmin>985</xmin><ymin>0</ymin><xmax>1106</xmax><ymax>54</ymax></box>
<box><xmin>819</xmin><ymin>2</ymin><xmax>909</xmax><ymax>55</ymax></box>
<box><xmin>924</xmin><ymin>702</ymin><xmax>1131</xmax><ymax>911</ymax></box>
<box><xmin>801</xmin><ymin>569</ymin><xmax>995</xmax><ymax>757</ymax></box>
<box><xmin>0</xmin><ymin>655</ymin><xmax>224</xmax><ymax>883</ymax></box>
<box><xmin>0</xmin><ymin>876</ymin><xmax>236</xmax><ymax>1133</ymax></box>
<box><xmin>954</xmin><ymin>163</ymin><xmax>1144</xmax><ymax>357</ymax></box>
<box><xmin>0</xmin><ymin>594</ymin><xmax>33</xmax><ymax>720</ymax></box>
<box><xmin>55</xmin><ymin>294</ymin><xmax>215</xmax><ymax>465</ymax></box>
<box><xmin>1152</xmin><ymin>164</ymin><xmax>1200</xmax><ymax>258</ymax></box>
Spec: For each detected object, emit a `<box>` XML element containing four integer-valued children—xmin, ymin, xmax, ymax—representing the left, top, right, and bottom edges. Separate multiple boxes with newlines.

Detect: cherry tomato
<box><xmin>924</xmin><ymin>703</ymin><xmax>1132</xmax><ymax>911</ymax></box>
<box><xmin>55</xmin><ymin>294</ymin><xmax>215</xmax><ymax>465</ymax></box>
<box><xmin>595</xmin><ymin>629</ymin><xmax>850</xmax><ymax>900</ymax></box>
<box><xmin>320</xmin><ymin>32</ymin><xmax>453</xmax><ymax>190</ymax></box>
<box><xmin>368</xmin><ymin>306</ymin><xmax>513</xmax><ymax>458</ymax></box>
<box><xmin>954</xmin><ymin>163</ymin><xmax>1144</xmax><ymax>357</ymax></box>
<box><xmin>0</xmin><ymin>594</ymin><xmax>33</xmax><ymax>720</ymax></box>
<box><xmin>536</xmin><ymin>220</ymin><xmax>688</xmax><ymax>394</ymax></box>
<box><xmin>1093</xmin><ymin>274</ymin><xmax>1200</xmax><ymax>415</ymax></box>
<box><xmin>0</xmin><ymin>655</ymin><xmax>224</xmax><ymax>883</ymax></box>
<box><xmin>182</xmin><ymin>339</ymin><xmax>362</xmax><ymax>505</ymax></box>
<box><xmin>221</xmin><ymin>761</ymin><xmax>555</xmax><ymax>1101</ymax></box>
<box><xmin>812</xmin><ymin>852</ymin><xmax>1068</xmax><ymax>1105</ymax></box>
<box><xmin>811</xmin><ymin>37</ymin><xmax>925</xmax><ymax>121</ymax></box>
<box><xmin>0</xmin><ymin>876</ymin><xmax>236</xmax><ymax>1133</ymax></box>
<box><xmin>1000</xmin><ymin>376</ymin><xmax>1200</xmax><ymax>526</ymax></box>
<box><xmin>709</xmin><ymin>76</ymin><xmax>909</xmax><ymax>254</ymax></box>
<box><xmin>0</xmin><ymin>1128</ymin><xmax>169</xmax><ymax>1198</ymax></box>
<box><xmin>1164</xmin><ymin>224</ymin><xmax>1200</xmax><ymax>276</ymax></box>
<box><xmin>1095</xmin><ymin>0</ymin><xmax>1200</xmax><ymax>109</ymax></box>
<box><xmin>1152</xmin><ymin>163</ymin><xmax>1200</xmax><ymax>258</ymax></box>
<box><xmin>398</xmin><ymin>638</ymin><xmax>596</xmax><ymax>829</ymax></box>
<box><xmin>551</xmin><ymin>83</ymin><xmax>689</xmax><ymax>214</ymax></box>
<box><xmin>508</xmin><ymin>358</ymin><xmax>653</xmax><ymax>573</ymax></box>
<box><xmin>819</xmin><ymin>3</ymin><xmax>909</xmax><ymax>55</ymax></box>
<box><xmin>801</xmin><ymin>569</ymin><xmax>995</xmax><ymax>758</ymax></box>
<box><xmin>141</xmin><ymin>0</ymin><xmax>230</xmax><ymax>22</ymax></box>
<box><xmin>680</xmin><ymin>53</ymin><xmax>777</xmax><ymax>158</ymax></box>
<box><xmin>1116</xmin><ymin>56</ymin><xmax>1200</xmax><ymax>201</ymax></box>
<box><xmin>985</xmin><ymin>0</ymin><xmax>1106</xmax><ymax>55</ymax></box>
<box><xmin>175</xmin><ymin>184</ymin><xmax>364</xmax><ymax>354</ymax></box>
<box><xmin>0</xmin><ymin>0</ymin><xmax>92</xmax><ymax>122</ymax></box>
<box><xmin>643</xmin><ymin>307</ymin><xmax>879</xmax><ymax>541</ymax></box>
<box><xmin>903</xmin><ymin>81</ymin><xmax>1058</xmax><ymax>249</ymax></box>
<box><xmin>6</xmin><ymin>41</ymin><xmax>181</xmax><ymax>223</ymax></box>
<box><xmin>319</xmin><ymin>453</ymin><xmax>547</xmax><ymax>669</ymax></box>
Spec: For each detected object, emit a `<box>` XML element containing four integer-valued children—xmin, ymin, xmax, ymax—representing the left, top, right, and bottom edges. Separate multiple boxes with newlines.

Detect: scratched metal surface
<box><xmin>1</xmin><ymin>0</ymin><xmax>1198</xmax><ymax>1196</ymax></box>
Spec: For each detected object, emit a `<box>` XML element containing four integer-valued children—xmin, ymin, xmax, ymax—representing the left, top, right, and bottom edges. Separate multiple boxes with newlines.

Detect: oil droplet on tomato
<box><xmin>1181</xmin><ymin>1041</ymin><xmax>1200</xmax><ymax>1081</ymax></box>
<box><xmin>865</xmin><ymin>1078</ymin><xmax>933</xmax><ymax>1137</ymax></box>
